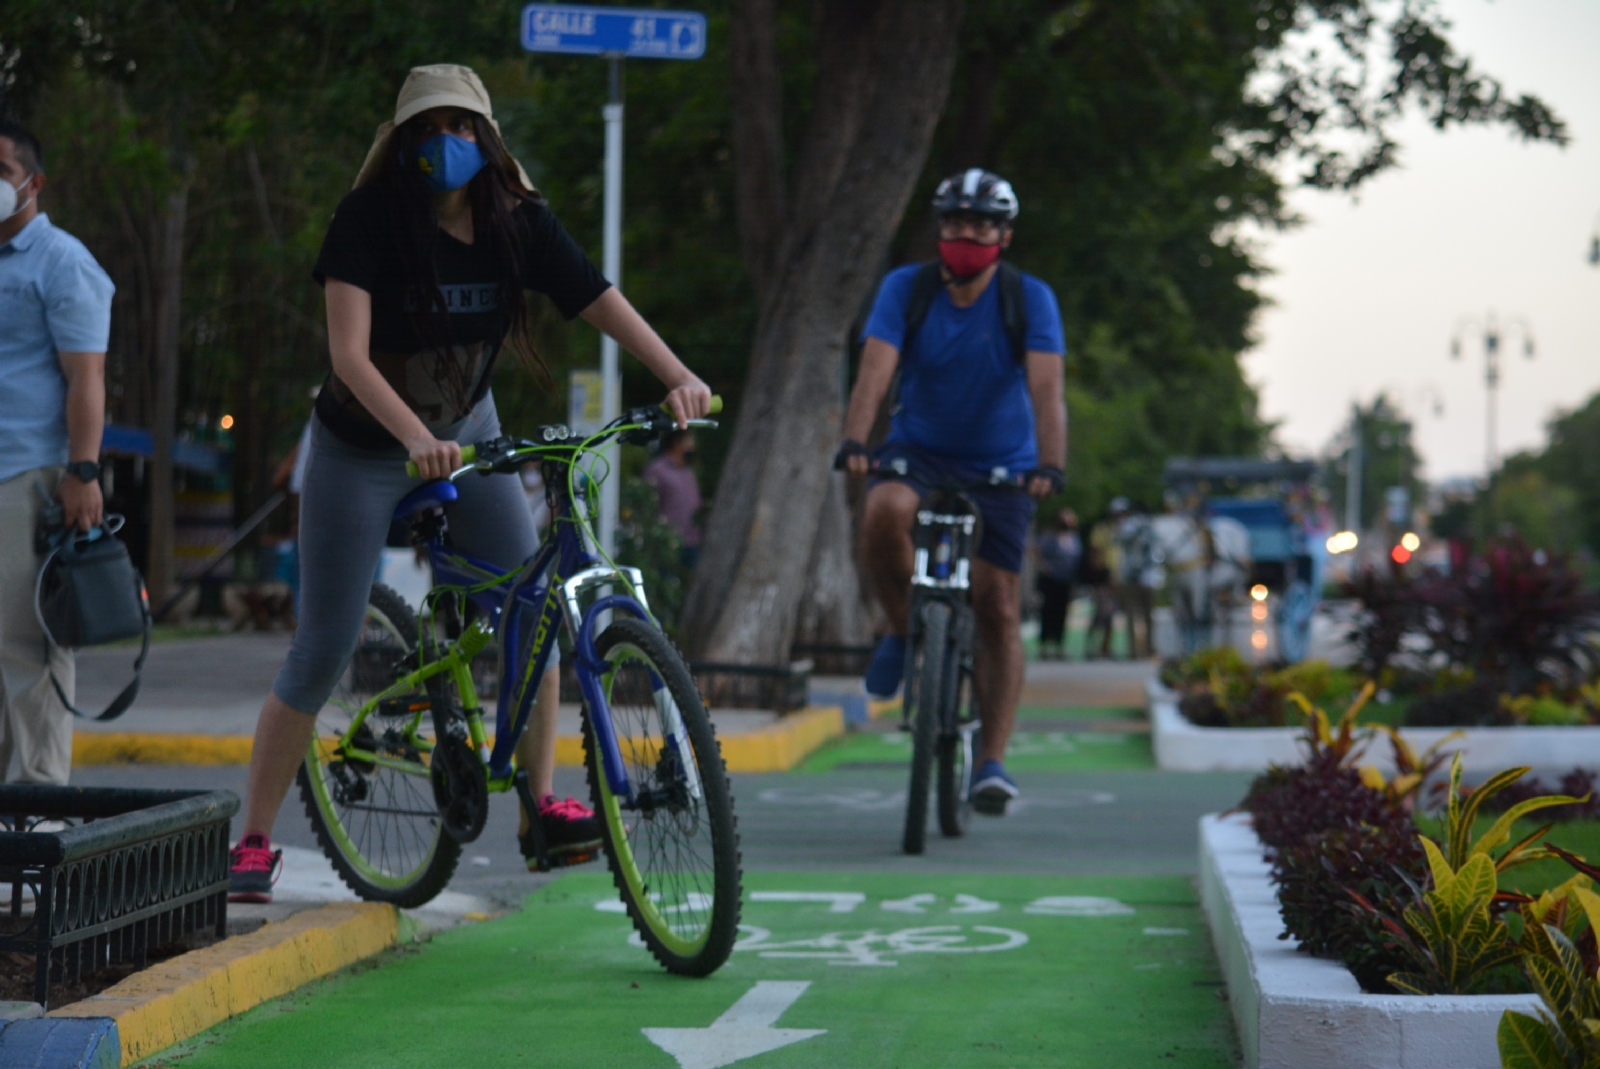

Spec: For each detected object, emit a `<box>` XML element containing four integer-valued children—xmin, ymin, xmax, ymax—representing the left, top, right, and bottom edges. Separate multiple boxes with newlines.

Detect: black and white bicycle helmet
<box><xmin>932</xmin><ymin>168</ymin><xmax>1019</xmax><ymax>222</ymax></box>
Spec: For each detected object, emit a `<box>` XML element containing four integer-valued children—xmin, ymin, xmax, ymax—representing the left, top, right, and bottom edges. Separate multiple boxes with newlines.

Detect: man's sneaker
<box><xmin>864</xmin><ymin>634</ymin><xmax>907</xmax><ymax>699</ymax></box>
<box><xmin>228</xmin><ymin>834</ymin><xmax>283</xmax><ymax>903</ymax></box>
<box><xmin>521</xmin><ymin>795</ymin><xmax>602</xmax><ymax>870</ymax></box>
<box><xmin>970</xmin><ymin>760</ymin><xmax>1020</xmax><ymax>816</ymax></box>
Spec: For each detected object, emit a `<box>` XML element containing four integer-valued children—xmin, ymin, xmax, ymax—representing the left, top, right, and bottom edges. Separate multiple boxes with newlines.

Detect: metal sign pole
<box><xmin>599</xmin><ymin>54</ymin><xmax>624</xmax><ymax>559</ymax></box>
<box><xmin>520</xmin><ymin>4</ymin><xmax>707</xmax><ymax>560</ymax></box>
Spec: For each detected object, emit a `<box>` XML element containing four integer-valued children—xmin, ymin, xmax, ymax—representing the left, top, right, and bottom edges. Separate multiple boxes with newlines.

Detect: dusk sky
<box><xmin>1243</xmin><ymin>0</ymin><xmax>1600</xmax><ymax>482</ymax></box>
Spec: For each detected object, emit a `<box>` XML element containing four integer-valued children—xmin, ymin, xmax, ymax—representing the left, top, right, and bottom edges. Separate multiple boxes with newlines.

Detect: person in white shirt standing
<box><xmin>0</xmin><ymin>120</ymin><xmax>115</xmax><ymax>784</ymax></box>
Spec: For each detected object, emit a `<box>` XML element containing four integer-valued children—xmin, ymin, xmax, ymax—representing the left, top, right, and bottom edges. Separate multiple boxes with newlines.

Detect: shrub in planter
<box><xmin>1483</xmin><ymin>769</ymin><xmax>1600</xmax><ymax>824</ymax></box>
<box><xmin>1352</xmin><ymin>757</ymin><xmax>1582</xmax><ymax>995</ymax></box>
<box><xmin>1405</xmin><ymin>680</ymin><xmax>1514</xmax><ymax>727</ymax></box>
<box><xmin>1496</xmin><ymin>882</ymin><xmax>1600</xmax><ymax>1068</ymax></box>
<box><xmin>1275</xmin><ymin>819</ymin><xmax>1424</xmax><ymax>992</ymax></box>
<box><xmin>1166</xmin><ymin>647</ymin><xmax>1360</xmax><ymax>728</ymax></box>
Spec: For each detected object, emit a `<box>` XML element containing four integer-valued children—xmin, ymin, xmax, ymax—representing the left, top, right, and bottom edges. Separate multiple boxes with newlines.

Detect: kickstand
<box><xmin>513</xmin><ymin>770</ymin><xmax>552</xmax><ymax>873</ymax></box>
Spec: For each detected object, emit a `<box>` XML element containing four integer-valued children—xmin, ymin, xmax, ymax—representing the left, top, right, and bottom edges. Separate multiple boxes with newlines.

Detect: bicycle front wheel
<box><xmin>584</xmin><ymin>617</ymin><xmax>742</xmax><ymax>976</ymax></box>
<box><xmin>903</xmin><ymin>600</ymin><xmax>951</xmax><ymax>855</ymax></box>
<box><xmin>298</xmin><ymin>583</ymin><xmax>460</xmax><ymax>907</ymax></box>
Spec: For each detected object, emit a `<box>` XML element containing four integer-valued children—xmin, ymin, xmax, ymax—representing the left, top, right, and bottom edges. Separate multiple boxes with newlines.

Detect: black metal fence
<box><xmin>0</xmin><ymin>786</ymin><xmax>237</xmax><ymax>1007</ymax></box>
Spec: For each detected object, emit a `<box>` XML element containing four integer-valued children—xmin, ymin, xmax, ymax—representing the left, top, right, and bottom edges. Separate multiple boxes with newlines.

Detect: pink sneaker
<box><xmin>228</xmin><ymin>833</ymin><xmax>283</xmax><ymax>903</ymax></box>
<box><xmin>520</xmin><ymin>795</ymin><xmax>601</xmax><ymax>870</ymax></box>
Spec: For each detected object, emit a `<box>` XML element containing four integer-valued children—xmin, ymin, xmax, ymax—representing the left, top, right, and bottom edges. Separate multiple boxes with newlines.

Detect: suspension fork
<box><xmin>569</xmin><ymin>592</ymin><xmax>654</xmax><ymax>802</ymax></box>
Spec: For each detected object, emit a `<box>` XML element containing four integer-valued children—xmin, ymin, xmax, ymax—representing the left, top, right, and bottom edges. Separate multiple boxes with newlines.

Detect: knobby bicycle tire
<box><xmin>903</xmin><ymin>600</ymin><xmax>951</xmax><ymax>855</ymax></box>
<box><xmin>583</xmin><ymin>617</ymin><xmax>742</xmax><ymax>976</ymax></box>
<box><xmin>299</xmin><ymin>583</ymin><xmax>461</xmax><ymax>907</ymax></box>
<box><xmin>936</xmin><ymin>672</ymin><xmax>973</xmax><ymax>837</ymax></box>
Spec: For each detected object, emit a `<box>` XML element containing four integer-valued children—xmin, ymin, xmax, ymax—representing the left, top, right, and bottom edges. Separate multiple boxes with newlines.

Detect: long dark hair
<box><xmin>368</xmin><ymin>112</ymin><xmax>550</xmax><ymax>408</ymax></box>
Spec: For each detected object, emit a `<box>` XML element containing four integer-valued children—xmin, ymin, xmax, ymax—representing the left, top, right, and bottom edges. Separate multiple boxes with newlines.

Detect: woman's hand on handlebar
<box><xmin>662</xmin><ymin>378</ymin><xmax>713</xmax><ymax>428</ymax></box>
<box><xmin>407</xmin><ymin>434</ymin><xmax>462</xmax><ymax>481</ymax></box>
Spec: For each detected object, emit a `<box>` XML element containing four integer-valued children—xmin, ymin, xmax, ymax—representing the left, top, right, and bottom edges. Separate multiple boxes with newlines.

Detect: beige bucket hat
<box><xmin>353</xmin><ymin>63</ymin><xmax>535</xmax><ymax>192</ymax></box>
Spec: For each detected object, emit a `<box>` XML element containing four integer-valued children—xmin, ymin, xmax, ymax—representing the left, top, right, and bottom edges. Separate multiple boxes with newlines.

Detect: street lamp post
<box><xmin>1450</xmin><ymin>312</ymin><xmax>1535</xmax><ymax>478</ymax></box>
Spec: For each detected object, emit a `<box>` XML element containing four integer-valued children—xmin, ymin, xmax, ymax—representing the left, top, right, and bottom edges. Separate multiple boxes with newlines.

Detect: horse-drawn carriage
<box><xmin>1152</xmin><ymin>457</ymin><xmax>1325</xmax><ymax>662</ymax></box>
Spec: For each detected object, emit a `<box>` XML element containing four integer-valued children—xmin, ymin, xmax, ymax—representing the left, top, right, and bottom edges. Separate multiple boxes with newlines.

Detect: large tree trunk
<box><xmin>681</xmin><ymin>0</ymin><xmax>967</xmax><ymax>663</ymax></box>
<box><xmin>147</xmin><ymin>186</ymin><xmax>187</xmax><ymax>606</ymax></box>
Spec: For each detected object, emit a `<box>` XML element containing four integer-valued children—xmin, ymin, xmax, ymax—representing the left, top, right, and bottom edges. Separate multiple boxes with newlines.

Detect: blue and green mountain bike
<box><xmin>296</xmin><ymin>401</ymin><xmax>741</xmax><ymax>976</ymax></box>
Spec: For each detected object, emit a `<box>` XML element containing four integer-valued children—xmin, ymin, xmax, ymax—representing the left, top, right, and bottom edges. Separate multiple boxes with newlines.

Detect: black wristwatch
<box><xmin>66</xmin><ymin>460</ymin><xmax>102</xmax><ymax>484</ymax></box>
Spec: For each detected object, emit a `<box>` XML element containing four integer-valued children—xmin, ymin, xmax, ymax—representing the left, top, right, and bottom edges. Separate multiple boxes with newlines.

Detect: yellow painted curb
<box><xmin>75</xmin><ymin>704</ymin><xmax>848</xmax><ymax>774</ymax></box>
<box><xmin>74</xmin><ymin>732</ymin><xmax>254</xmax><ymax>765</ymax></box>
<box><xmin>553</xmin><ymin>703</ymin><xmax>846</xmax><ymax>773</ymax></box>
<box><xmin>868</xmin><ymin>697</ymin><xmax>902</xmax><ymax>721</ymax></box>
<box><xmin>50</xmin><ymin>901</ymin><xmax>399</xmax><ymax>1066</ymax></box>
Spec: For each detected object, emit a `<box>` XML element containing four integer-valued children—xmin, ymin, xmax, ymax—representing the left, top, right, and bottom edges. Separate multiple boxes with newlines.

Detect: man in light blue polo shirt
<box><xmin>0</xmin><ymin>120</ymin><xmax>115</xmax><ymax>784</ymax></box>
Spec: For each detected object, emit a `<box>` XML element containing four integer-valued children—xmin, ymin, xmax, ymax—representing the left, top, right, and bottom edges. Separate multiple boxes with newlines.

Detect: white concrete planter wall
<box><xmin>1200</xmin><ymin>813</ymin><xmax>1538</xmax><ymax>1069</ymax></box>
<box><xmin>1151</xmin><ymin>679</ymin><xmax>1600</xmax><ymax>773</ymax></box>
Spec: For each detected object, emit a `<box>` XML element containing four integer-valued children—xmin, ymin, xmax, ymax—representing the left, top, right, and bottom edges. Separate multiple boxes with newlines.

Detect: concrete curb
<box><xmin>50</xmin><ymin>902</ymin><xmax>402</xmax><ymax>1066</ymax></box>
<box><xmin>75</xmin><ymin>704</ymin><xmax>849</xmax><ymax>775</ymax></box>
<box><xmin>1150</xmin><ymin>679</ymin><xmax>1600</xmax><ymax>772</ymax></box>
<box><xmin>1199</xmin><ymin>812</ymin><xmax>1537</xmax><ymax>1069</ymax></box>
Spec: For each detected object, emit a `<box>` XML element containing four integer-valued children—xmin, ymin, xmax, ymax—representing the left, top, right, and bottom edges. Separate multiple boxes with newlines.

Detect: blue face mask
<box><xmin>413</xmin><ymin>133</ymin><xmax>486</xmax><ymax>192</ymax></box>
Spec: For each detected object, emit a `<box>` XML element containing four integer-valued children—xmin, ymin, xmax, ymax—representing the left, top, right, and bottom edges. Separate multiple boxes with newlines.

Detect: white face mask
<box><xmin>0</xmin><ymin>176</ymin><xmax>35</xmax><ymax>221</ymax></box>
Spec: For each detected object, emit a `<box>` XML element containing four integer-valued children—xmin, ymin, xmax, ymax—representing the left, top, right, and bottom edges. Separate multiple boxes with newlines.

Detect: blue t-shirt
<box><xmin>0</xmin><ymin>214</ymin><xmax>114</xmax><ymax>483</ymax></box>
<box><xmin>861</xmin><ymin>263</ymin><xmax>1064</xmax><ymax>473</ymax></box>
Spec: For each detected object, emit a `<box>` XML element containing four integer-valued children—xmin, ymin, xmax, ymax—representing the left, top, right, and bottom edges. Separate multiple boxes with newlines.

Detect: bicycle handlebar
<box><xmin>406</xmin><ymin>395</ymin><xmax>722</xmax><ymax>478</ymax></box>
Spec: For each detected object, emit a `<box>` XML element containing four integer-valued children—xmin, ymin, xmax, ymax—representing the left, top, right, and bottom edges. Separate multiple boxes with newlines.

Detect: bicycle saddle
<box><xmin>393</xmin><ymin>480</ymin><xmax>459</xmax><ymax>521</ymax></box>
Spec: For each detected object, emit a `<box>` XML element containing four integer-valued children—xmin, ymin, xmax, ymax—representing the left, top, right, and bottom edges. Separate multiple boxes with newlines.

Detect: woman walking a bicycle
<box><xmin>836</xmin><ymin>169</ymin><xmax>1066</xmax><ymax>820</ymax></box>
<box><xmin>229</xmin><ymin>65</ymin><xmax>711</xmax><ymax>901</ymax></box>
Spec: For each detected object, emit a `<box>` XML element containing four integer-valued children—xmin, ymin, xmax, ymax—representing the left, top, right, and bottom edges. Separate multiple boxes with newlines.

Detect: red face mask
<box><xmin>938</xmin><ymin>238</ymin><xmax>1002</xmax><ymax>280</ymax></box>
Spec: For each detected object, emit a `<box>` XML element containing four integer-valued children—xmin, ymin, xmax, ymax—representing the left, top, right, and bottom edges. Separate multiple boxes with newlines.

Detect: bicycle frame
<box><xmin>327</xmin><ymin>466</ymin><xmax>656</xmax><ymax>805</ymax></box>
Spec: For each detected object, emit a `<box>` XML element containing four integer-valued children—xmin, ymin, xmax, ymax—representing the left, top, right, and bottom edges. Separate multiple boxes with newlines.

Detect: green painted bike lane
<box><xmin>156</xmin><ymin>871</ymin><xmax>1237</xmax><ymax>1069</ymax></box>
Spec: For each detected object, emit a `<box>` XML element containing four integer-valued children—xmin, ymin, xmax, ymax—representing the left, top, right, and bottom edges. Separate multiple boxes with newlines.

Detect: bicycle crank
<box><xmin>430</xmin><ymin>734</ymin><xmax>488</xmax><ymax>843</ymax></box>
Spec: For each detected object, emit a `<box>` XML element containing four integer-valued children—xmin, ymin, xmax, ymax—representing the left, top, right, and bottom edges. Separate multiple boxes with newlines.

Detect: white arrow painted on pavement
<box><xmin>643</xmin><ymin>981</ymin><xmax>826</xmax><ymax>1069</ymax></box>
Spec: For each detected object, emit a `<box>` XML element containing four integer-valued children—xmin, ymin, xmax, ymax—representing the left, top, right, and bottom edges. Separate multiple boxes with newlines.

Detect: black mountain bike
<box><xmin>889</xmin><ymin>460</ymin><xmax>1025</xmax><ymax>855</ymax></box>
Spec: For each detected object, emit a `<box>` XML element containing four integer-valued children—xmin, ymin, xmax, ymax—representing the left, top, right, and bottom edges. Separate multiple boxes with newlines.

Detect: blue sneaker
<box><xmin>971</xmin><ymin>759</ymin><xmax>1019</xmax><ymax>816</ymax></box>
<box><xmin>863</xmin><ymin>635</ymin><xmax>907</xmax><ymax>699</ymax></box>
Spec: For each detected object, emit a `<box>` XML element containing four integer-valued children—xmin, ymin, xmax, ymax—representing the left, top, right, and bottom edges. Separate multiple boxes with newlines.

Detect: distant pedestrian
<box><xmin>0</xmin><ymin>121</ymin><xmax>115</xmax><ymax>784</ymax></box>
<box><xmin>1116</xmin><ymin>509</ymin><xmax>1156</xmax><ymax>659</ymax></box>
<box><xmin>1033</xmin><ymin>507</ymin><xmax>1080</xmax><ymax>660</ymax></box>
<box><xmin>1085</xmin><ymin>499</ymin><xmax>1128</xmax><ymax>659</ymax></box>
<box><xmin>642</xmin><ymin>429</ymin><xmax>702</xmax><ymax>569</ymax></box>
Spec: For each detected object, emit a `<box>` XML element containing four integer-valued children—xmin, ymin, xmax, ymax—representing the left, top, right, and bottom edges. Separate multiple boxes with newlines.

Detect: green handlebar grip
<box><xmin>405</xmin><ymin>444</ymin><xmax>477</xmax><ymax>478</ymax></box>
<box><xmin>708</xmin><ymin>395</ymin><xmax>723</xmax><ymax>415</ymax></box>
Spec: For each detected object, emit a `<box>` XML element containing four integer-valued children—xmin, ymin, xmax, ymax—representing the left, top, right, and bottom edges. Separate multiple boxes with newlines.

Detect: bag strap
<box><xmin>31</xmin><ymin>537</ymin><xmax>151</xmax><ymax>722</ymax></box>
<box><xmin>996</xmin><ymin>260</ymin><xmax>1030</xmax><ymax>364</ymax></box>
<box><xmin>888</xmin><ymin>263</ymin><xmax>949</xmax><ymax>416</ymax></box>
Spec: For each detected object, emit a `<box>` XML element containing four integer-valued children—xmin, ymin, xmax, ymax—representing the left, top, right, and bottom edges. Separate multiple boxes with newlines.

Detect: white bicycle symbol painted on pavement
<box><xmin>727</xmin><ymin>924</ymin><xmax>1029</xmax><ymax>967</ymax></box>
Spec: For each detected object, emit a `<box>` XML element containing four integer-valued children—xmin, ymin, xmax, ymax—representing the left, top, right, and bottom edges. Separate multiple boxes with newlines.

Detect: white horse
<box><xmin>1144</xmin><ymin>514</ymin><xmax>1253</xmax><ymax>654</ymax></box>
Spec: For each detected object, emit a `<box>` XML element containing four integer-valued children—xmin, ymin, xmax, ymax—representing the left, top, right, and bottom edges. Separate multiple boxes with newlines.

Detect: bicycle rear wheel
<box><xmin>903</xmin><ymin>600</ymin><xmax>951</xmax><ymax>856</ymax></box>
<box><xmin>584</xmin><ymin>617</ymin><xmax>742</xmax><ymax>976</ymax></box>
<box><xmin>298</xmin><ymin>583</ymin><xmax>460</xmax><ymax>907</ymax></box>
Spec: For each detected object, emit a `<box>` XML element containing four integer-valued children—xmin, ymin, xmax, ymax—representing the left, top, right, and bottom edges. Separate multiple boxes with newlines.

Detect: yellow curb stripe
<box><xmin>50</xmin><ymin>902</ymin><xmax>399</xmax><ymax>1066</ymax></box>
<box><xmin>74</xmin><ymin>733</ymin><xmax>254</xmax><ymax>765</ymax></box>
<box><xmin>74</xmin><ymin>704</ymin><xmax>848</xmax><ymax>774</ymax></box>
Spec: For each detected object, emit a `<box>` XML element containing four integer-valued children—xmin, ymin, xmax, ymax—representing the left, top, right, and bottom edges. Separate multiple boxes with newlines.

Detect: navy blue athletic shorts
<box><xmin>869</xmin><ymin>441</ymin><xmax>1037</xmax><ymax>574</ymax></box>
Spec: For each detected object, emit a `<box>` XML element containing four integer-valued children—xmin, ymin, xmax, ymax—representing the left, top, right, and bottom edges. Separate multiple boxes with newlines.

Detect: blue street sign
<box><xmin>520</xmin><ymin>4</ymin><xmax>706</xmax><ymax>59</ymax></box>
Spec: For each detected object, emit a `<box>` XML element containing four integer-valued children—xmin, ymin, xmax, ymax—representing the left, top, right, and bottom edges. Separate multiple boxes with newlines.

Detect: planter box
<box><xmin>0</xmin><ymin>785</ymin><xmax>237</xmax><ymax>1007</ymax></box>
<box><xmin>1200</xmin><ymin>812</ymin><xmax>1538</xmax><ymax>1069</ymax></box>
<box><xmin>1150</xmin><ymin>679</ymin><xmax>1600</xmax><ymax>773</ymax></box>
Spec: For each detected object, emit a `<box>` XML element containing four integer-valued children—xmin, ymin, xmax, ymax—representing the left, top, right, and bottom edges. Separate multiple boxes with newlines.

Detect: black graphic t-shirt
<box><xmin>311</xmin><ymin>184</ymin><xmax>610</xmax><ymax>448</ymax></box>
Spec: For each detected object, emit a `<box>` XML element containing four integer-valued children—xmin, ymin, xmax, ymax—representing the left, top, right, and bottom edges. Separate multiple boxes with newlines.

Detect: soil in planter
<box><xmin>0</xmin><ymin>919</ymin><xmax>222</xmax><ymax>1009</ymax></box>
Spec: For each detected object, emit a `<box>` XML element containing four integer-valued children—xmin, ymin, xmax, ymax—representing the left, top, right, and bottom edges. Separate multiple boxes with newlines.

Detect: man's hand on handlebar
<box><xmin>1025</xmin><ymin>466</ymin><xmax>1064</xmax><ymax>500</ymax></box>
<box><xmin>663</xmin><ymin>378</ymin><xmax>713</xmax><ymax>429</ymax></box>
<box><xmin>834</xmin><ymin>439</ymin><xmax>871</xmax><ymax>477</ymax></box>
<box><xmin>407</xmin><ymin>433</ymin><xmax>463</xmax><ymax>481</ymax></box>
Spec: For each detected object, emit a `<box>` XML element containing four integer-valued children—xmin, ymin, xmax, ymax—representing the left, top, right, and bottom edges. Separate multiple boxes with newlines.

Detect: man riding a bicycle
<box><xmin>837</xmin><ymin>169</ymin><xmax>1066</xmax><ymax>816</ymax></box>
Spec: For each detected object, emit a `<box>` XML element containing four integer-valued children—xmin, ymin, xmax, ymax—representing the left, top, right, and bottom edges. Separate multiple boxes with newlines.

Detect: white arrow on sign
<box><xmin>643</xmin><ymin>981</ymin><xmax>826</xmax><ymax>1069</ymax></box>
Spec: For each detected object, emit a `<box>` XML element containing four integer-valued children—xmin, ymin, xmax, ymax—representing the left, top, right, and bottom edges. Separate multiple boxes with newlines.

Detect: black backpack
<box><xmin>889</xmin><ymin>260</ymin><xmax>1029</xmax><ymax>412</ymax></box>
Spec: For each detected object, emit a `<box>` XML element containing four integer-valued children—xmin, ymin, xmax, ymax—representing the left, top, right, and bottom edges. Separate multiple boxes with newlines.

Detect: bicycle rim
<box><xmin>300</xmin><ymin>584</ymin><xmax>457</xmax><ymax>903</ymax></box>
<box><xmin>587</xmin><ymin>618</ymin><xmax>740</xmax><ymax>974</ymax></box>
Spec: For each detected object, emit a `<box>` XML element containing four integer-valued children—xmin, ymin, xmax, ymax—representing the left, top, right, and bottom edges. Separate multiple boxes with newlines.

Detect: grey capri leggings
<box><xmin>273</xmin><ymin>394</ymin><xmax>545</xmax><ymax>714</ymax></box>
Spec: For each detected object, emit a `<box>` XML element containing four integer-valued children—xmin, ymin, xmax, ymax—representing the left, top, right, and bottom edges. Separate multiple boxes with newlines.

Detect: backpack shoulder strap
<box><xmin>887</xmin><ymin>262</ymin><xmax>944</xmax><ymax>415</ymax></box>
<box><xmin>997</xmin><ymin>260</ymin><xmax>1030</xmax><ymax>364</ymax></box>
<box><xmin>900</xmin><ymin>262</ymin><xmax>944</xmax><ymax>355</ymax></box>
